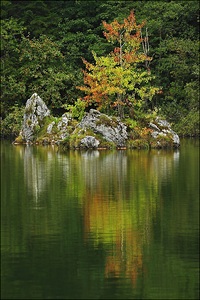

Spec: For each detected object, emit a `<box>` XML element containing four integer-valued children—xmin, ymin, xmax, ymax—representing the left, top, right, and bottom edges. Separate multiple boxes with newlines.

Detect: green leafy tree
<box><xmin>1</xmin><ymin>17</ymin><xmax>26</xmax><ymax>117</ymax></box>
<box><xmin>77</xmin><ymin>11</ymin><xmax>159</xmax><ymax>118</ymax></box>
<box><xmin>1</xmin><ymin>0</ymin><xmax>199</xmax><ymax>136</ymax></box>
<box><xmin>19</xmin><ymin>34</ymin><xmax>72</xmax><ymax>111</ymax></box>
<box><xmin>156</xmin><ymin>37</ymin><xmax>199</xmax><ymax>130</ymax></box>
<box><xmin>136</xmin><ymin>1</ymin><xmax>199</xmax><ymax>123</ymax></box>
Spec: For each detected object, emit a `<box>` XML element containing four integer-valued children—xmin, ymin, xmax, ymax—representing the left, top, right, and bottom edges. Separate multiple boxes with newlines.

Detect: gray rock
<box><xmin>57</xmin><ymin>113</ymin><xmax>69</xmax><ymax>139</ymax></box>
<box><xmin>47</xmin><ymin>121</ymin><xmax>55</xmax><ymax>134</ymax></box>
<box><xmin>17</xmin><ymin>94</ymin><xmax>180</xmax><ymax>149</ymax></box>
<box><xmin>57</xmin><ymin>114</ymin><xmax>68</xmax><ymax>130</ymax></box>
<box><xmin>156</xmin><ymin>118</ymin><xmax>170</xmax><ymax>128</ymax></box>
<box><xmin>149</xmin><ymin>122</ymin><xmax>160</xmax><ymax>132</ymax></box>
<box><xmin>20</xmin><ymin>93</ymin><xmax>50</xmax><ymax>142</ymax></box>
<box><xmin>80</xmin><ymin>136</ymin><xmax>100</xmax><ymax>148</ymax></box>
<box><xmin>78</xmin><ymin>109</ymin><xmax>128</xmax><ymax>147</ymax></box>
<box><xmin>171</xmin><ymin>130</ymin><xmax>180</xmax><ymax>145</ymax></box>
<box><xmin>149</xmin><ymin>117</ymin><xmax>180</xmax><ymax>147</ymax></box>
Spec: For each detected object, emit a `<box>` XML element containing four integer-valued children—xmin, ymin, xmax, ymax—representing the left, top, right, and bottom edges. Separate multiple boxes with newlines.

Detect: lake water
<box><xmin>1</xmin><ymin>139</ymin><xmax>199</xmax><ymax>299</ymax></box>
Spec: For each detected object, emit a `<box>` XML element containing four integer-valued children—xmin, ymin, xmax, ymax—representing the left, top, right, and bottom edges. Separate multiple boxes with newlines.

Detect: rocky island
<box><xmin>14</xmin><ymin>93</ymin><xmax>180</xmax><ymax>150</ymax></box>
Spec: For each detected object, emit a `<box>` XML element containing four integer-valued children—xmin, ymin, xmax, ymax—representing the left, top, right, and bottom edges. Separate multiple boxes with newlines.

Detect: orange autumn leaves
<box><xmin>77</xmin><ymin>11</ymin><xmax>159</xmax><ymax>115</ymax></box>
<box><xmin>102</xmin><ymin>11</ymin><xmax>147</xmax><ymax>65</ymax></box>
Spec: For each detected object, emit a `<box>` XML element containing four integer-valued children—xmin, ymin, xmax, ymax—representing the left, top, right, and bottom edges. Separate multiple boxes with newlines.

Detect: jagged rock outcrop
<box><xmin>149</xmin><ymin>117</ymin><xmax>180</xmax><ymax>147</ymax></box>
<box><xmin>57</xmin><ymin>113</ymin><xmax>70</xmax><ymax>140</ymax></box>
<box><xmin>19</xmin><ymin>93</ymin><xmax>50</xmax><ymax>142</ymax></box>
<box><xmin>80</xmin><ymin>136</ymin><xmax>100</xmax><ymax>148</ymax></box>
<box><xmin>15</xmin><ymin>94</ymin><xmax>180</xmax><ymax>149</ymax></box>
<box><xmin>78</xmin><ymin>109</ymin><xmax>128</xmax><ymax>147</ymax></box>
<box><xmin>47</xmin><ymin>113</ymin><xmax>70</xmax><ymax>140</ymax></box>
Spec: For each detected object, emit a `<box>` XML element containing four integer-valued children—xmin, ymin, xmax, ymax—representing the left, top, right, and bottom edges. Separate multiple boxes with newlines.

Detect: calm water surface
<box><xmin>1</xmin><ymin>139</ymin><xmax>199</xmax><ymax>299</ymax></box>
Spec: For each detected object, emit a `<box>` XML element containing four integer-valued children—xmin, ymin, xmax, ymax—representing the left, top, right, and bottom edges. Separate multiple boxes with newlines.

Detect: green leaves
<box><xmin>77</xmin><ymin>11</ymin><xmax>159</xmax><ymax>117</ymax></box>
<box><xmin>63</xmin><ymin>98</ymin><xmax>86</xmax><ymax>121</ymax></box>
<box><xmin>1</xmin><ymin>0</ymin><xmax>199</xmax><ymax>136</ymax></box>
<box><xmin>18</xmin><ymin>35</ymin><xmax>74</xmax><ymax>109</ymax></box>
<box><xmin>1</xmin><ymin>18</ymin><xmax>25</xmax><ymax>51</ymax></box>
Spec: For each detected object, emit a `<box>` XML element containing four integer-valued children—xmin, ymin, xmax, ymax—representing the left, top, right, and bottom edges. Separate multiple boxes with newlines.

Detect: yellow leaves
<box><xmin>82</xmin><ymin>185</ymin><xmax>152</xmax><ymax>283</ymax></box>
<box><xmin>77</xmin><ymin>11</ymin><xmax>159</xmax><ymax>114</ymax></box>
<box><xmin>78</xmin><ymin>52</ymin><xmax>124</xmax><ymax>104</ymax></box>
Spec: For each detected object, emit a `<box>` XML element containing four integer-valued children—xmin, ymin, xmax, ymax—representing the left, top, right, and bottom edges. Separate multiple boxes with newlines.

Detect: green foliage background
<box><xmin>0</xmin><ymin>0</ymin><xmax>199</xmax><ymax>136</ymax></box>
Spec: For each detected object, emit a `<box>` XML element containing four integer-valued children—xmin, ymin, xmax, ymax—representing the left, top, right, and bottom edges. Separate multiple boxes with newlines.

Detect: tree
<box><xmin>1</xmin><ymin>1</ymin><xmax>199</xmax><ymax>136</ymax></box>
<box><xmin>18</xmin><ymin>34</ymin><xmax>73</xmax><ymax>111</ymax></box>
<box><xmin>1</xmin><ymin>17</ymin><xmax>26</xmax><ymax>117</ymax></box>
<box><xmin>77</xmin><ymin>11</ymin><xmax>159</xmax><ymax>118</ymax></box>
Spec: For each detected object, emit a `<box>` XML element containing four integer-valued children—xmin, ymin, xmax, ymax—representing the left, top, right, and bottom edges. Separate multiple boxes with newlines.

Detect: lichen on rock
<box><xmin>80</xmin><ymin>136</ymin><xmax>100</xmax><ymax>148</ymax></box>
<box><xmin>149</xmin><ymin>117</ymin><xmax>180</xmax><ymax>147</ymax></box>
<box><xmin>78</xmin><ymin>109</ymin><xmax>128</xmax><ymax>147</ymax></box>
<box><xmin>18</xmin><ymin>93</ymin><xmax>50</xmax><ymax>142</ymax></box>
<box><xmin>14</xmin><ymin>94</ymin><xmax>180</xmax><ymax>149</ymax></box>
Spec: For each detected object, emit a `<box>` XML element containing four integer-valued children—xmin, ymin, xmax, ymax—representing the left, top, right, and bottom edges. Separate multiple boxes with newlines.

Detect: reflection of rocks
<box><xmin>80</xmin><ymin>151</ymin><xmax>127</xmax><ymax>190</ymax></box>
<box><xmin>23</xmin><ymin>146</ymin><xmax>50</xmax><ymax>206</ymax></box>
<box><xmin>22</xmin><ymin>143</ymin><xmax>180</xmax><ymax>208</ymax></box>
<box><xmin>150</xmin><ymin>149</ymin><xmax>180</xmax><ymax>181</ymax></box>
<box><xmin>14</xmin><ymin>142</ymin><xmax>181</xmax><ymax>286</ymax></box>
<box><xmin>77</xmin><ymin>148</ymin><xmax>180</xmax><ymax>195</ymax></box>
<box><xmin>23</xmin><ymin>145</ymin><xmax>69</xmax><ymax>207</ymax></box>
<box><xmin>82</xmin><ymin>149</ymin><xmax>180</xmax><ymax>284</ymax></box>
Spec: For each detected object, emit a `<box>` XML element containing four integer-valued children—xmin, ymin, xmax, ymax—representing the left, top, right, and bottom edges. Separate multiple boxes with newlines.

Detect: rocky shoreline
<box><xmin>14</xmin><ymin>93</ymin><xmax>180</xmax><ymax>150</ymax></box>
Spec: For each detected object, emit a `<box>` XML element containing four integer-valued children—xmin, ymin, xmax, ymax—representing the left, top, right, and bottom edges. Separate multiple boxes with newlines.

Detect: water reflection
<box><xmin>20</xmin><ymin>145</ymin><xmax>181</xmax><ymax>287</ymax></box>
<box><xmin>150</xmin><ymin>149</ymin><xmax>180</xmax><ymax>181</ymax></box>
<box><xmin>3</xmin><ymin>141</ymin><xmax>199</xmax><ymax>300</ymax></box>
<box><xmin>22</xmin><ymin>145</ymin><xmax>69</xmax><ymax>208</ymax></box>
<box><xmin>80</xmin><ymin>149</ymin><xmax>181</xmax><ymax>286</ymax></box>
<box><xmin>80</xmin><ymin>150</ymin><xmax>127</xmax><ymax>192</ymax></box>
<box><xmin>24</xmin><ymin>146</ymin><xmax>48</xmax><ymax>208</ymax></box>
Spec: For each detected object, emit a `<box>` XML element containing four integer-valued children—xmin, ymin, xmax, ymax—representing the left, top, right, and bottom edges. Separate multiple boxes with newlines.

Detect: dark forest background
<box><xmin>1</xmin><ymin>0</ymin><xmax>199</xmax><ymax>136</ymax></box>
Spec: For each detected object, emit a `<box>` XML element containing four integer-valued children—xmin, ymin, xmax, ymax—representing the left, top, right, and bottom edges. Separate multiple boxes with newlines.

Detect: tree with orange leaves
<box><xmin>77</xmin><ymin>11</ymin><xmax>159</xmax><ymax>118</ymax></box>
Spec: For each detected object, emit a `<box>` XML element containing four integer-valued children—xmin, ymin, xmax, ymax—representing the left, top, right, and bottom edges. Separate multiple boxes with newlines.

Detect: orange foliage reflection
<box><xmin>83</xmin><ymin>191</ymin><xmax>148</xmax><ymax>285</ymax></box>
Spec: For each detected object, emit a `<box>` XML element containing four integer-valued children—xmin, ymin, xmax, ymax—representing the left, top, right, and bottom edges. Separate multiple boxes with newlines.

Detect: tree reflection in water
<box><xmin>20</xmin><ymin>145</ymin><xmax>180</xmax><ymax>285</ymax></box>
